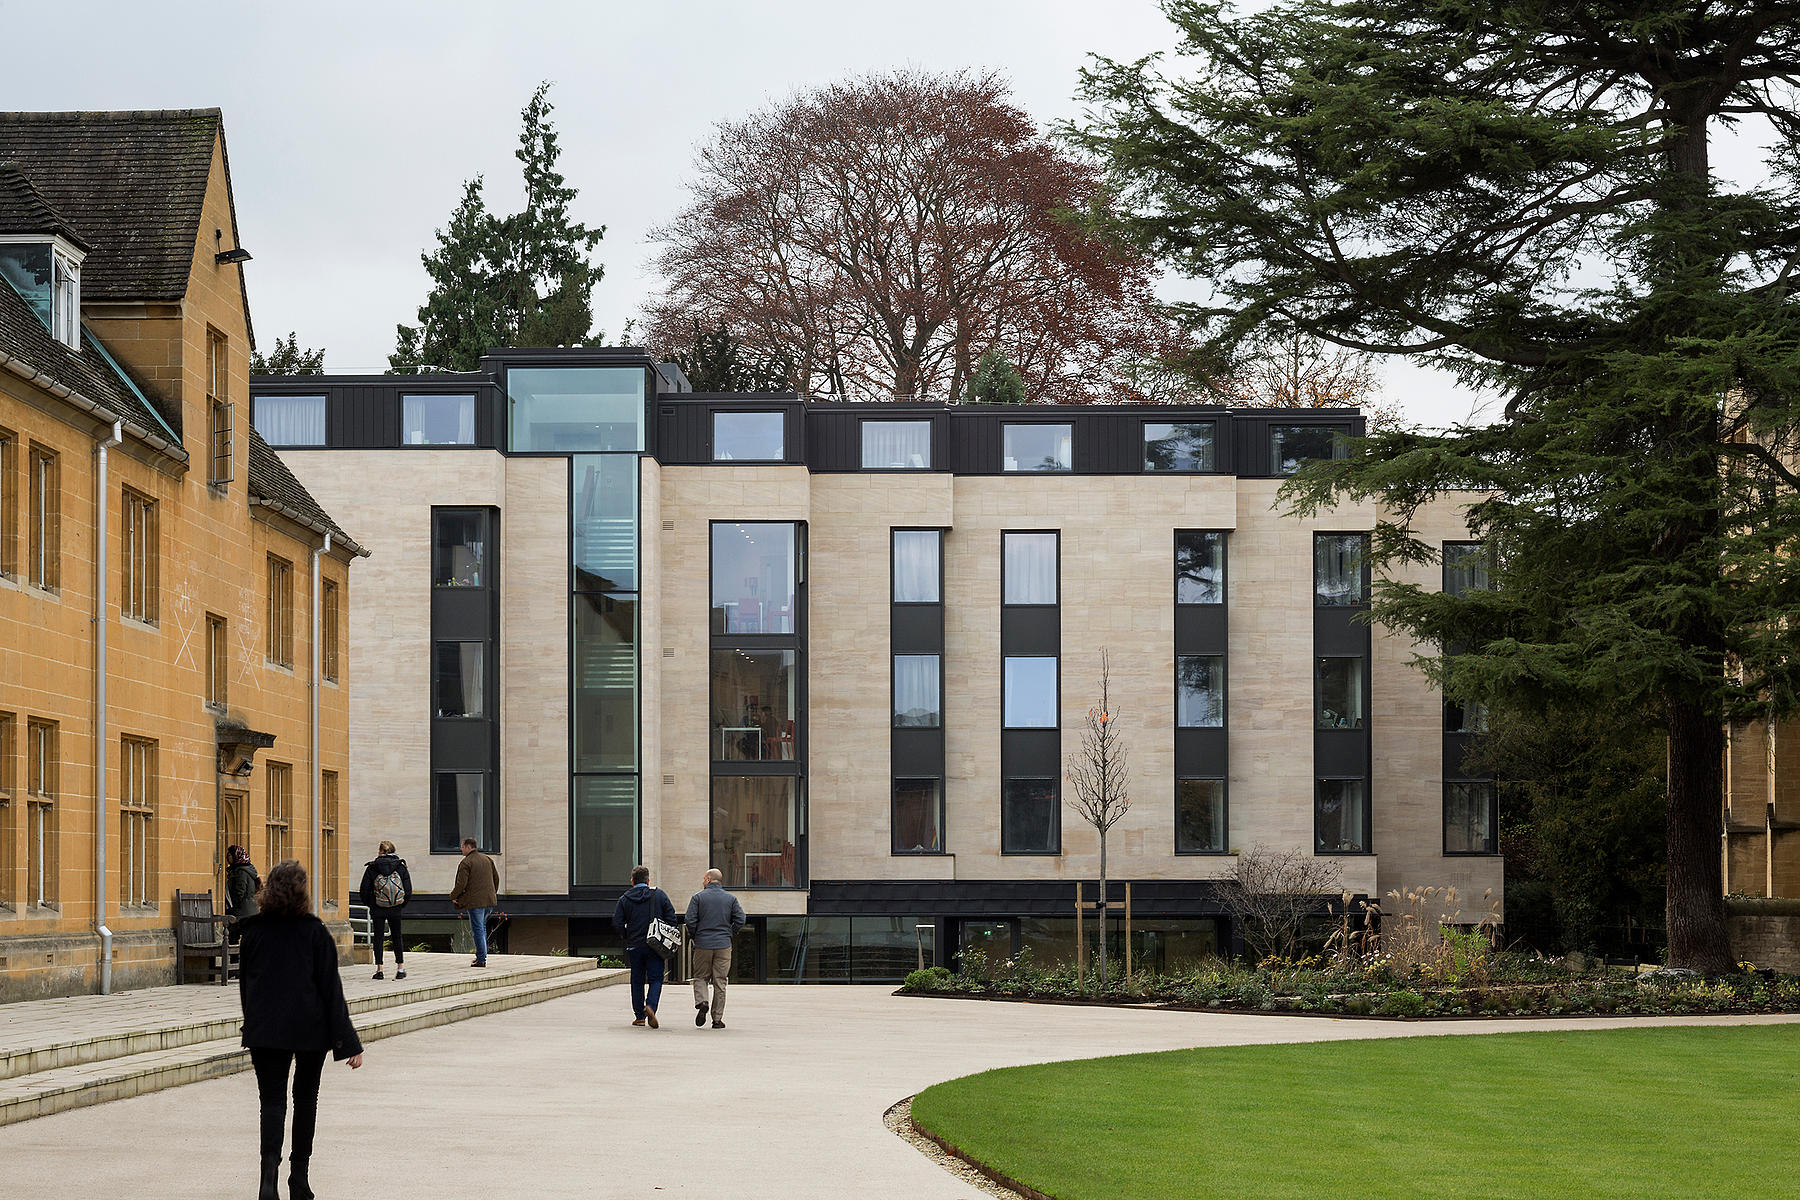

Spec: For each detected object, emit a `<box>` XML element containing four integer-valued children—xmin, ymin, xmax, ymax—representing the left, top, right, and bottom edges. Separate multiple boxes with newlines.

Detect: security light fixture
<box><xmin>215</xmin><ymin>247</ymin><xmax>252</xmax><ymax>265</ymax></box>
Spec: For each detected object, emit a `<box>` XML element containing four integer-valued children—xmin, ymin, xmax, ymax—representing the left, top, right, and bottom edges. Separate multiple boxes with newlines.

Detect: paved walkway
<box><xmin>2</xmin><ymin>986</ymin><xmax>1794</xmax><ymax>1198</ymax></box>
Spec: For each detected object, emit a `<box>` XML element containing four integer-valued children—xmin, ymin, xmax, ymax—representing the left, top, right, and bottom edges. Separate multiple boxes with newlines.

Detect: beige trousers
<box><xmin>691</xmin><ymin>946</ymin><xmax>731</xmax><ymax>1018</ymax></box>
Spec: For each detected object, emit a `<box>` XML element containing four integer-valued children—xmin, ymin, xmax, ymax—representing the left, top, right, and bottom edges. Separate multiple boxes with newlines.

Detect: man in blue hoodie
<box><xmin>612</xmin><ymin>865</ymin><xmax>677</xmax><ymax>1027</ymax></box>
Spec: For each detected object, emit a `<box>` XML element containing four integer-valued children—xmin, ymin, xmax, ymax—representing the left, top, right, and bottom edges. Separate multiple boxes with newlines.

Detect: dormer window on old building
<box><xmin>0</xmin><ymin>239</ymin><xmax>84</xmax><ymax>350</ymax></box>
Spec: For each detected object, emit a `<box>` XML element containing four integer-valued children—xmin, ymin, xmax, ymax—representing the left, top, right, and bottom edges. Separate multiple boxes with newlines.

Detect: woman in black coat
<box><xmin>225</xmin><ymin>845</ymin><xmax>260</xmax><ymax>942</ymax></box>
<box><xmin>238</xmin><ymin>860</ymin><xmax>363</xmax><ymax>1200</ymax></box>
<box><xmin>356</xmin><ymin>839</ymin><xmax>413</xmax><ymax>980</ymax></box>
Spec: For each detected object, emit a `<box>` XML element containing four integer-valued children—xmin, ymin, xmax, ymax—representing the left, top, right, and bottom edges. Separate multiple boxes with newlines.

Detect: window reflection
<box><xmin>572</xmin><ymin>776</ymin><xmax>637</xmax><ymax>885</ymax></box>
<box><xmin>1002</xmin><ymin>779</ymin><xmax>1059</xmax><ymax>853</ymax></box>
<box><xmin>1271</xmin><ymin>424</ymin><xmax>1345</xmax><ymax>474</ymax></box>
<box><xmin>1144</xmin><ymin>422</ymin><xmax>1215</xmax><ymax>471</ymax></box>
<box><xmin>252</xmin><ymin>395</ymin><xmax>326</xmax><ymax>446</ymax></box>
<box><xmin>1003</xmin><ymin>532</ymin><xmax>1057</xmax><ymax>604</ymax></box>
<box><xmin>1176</xmin><ymin>655</ymin><xmax>1224</xmax><ymax>727</ymax></box>
<box><xmin>507</xmin><ymin>366</ymin><xmax>645</xmax><ymax>453</ymax></box>
<box><xmin>574</xmin><ymin>594</ymin><xmax>637</xmax><ymax>772</ymax></box>
<box><xmin>1444</xmin><ymin>542</ymin><xmax>1491</xmax><ymax>596</ymax></box>
<box><xmin>1445</xmin><ymin>782</ymin><xmax>1497</xmax><ymax>854</ymax></box>
<box><xmin>713</xmin><ymin>411</ymin><xmax>786</xmax><ymax>461</ymax></box>
<box><xmin>1002</xmin><ymin>424</ymin><xmax>1072</xmax><ymax>472</ymax></box>
<box><xmin>1315</xmin><ymin>534</ymin><xmax>1367</xmax><ymax>606</ymax></box>
<box><xmin>893</xmin><ymin>655</ymin><xmax>941</xmax><ymax>727</ymax></box>
<box><xmin>1176</xmin><ymin>779</ymin><xmax>1226</xmax><ymax>853</ymax></box>
<box><xmin>573</xmin><ymin>455</ymin><xmax>637</xmax><ymax>591</ymax></box>
<box><xmin>1003</xmin><ymin>657</ymin><xmax>1058</xmax><ymax>728</ymax></box>
<box><xmin>892</xmin><ymin>529</ymin><xmax>941</xmax><ymax>603</ymax></box>
<box><xmin>1176</xmin><ymin>531</ymin><xmax>1224</xmax><ymax>604</ymax></box>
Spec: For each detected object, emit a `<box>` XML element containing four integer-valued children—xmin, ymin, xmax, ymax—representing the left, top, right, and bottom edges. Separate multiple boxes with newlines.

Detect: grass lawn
<box><xmin>909</xmin><ymin>1024</ymin><xmax>1800</xmax><ymax>1200</ymax></box>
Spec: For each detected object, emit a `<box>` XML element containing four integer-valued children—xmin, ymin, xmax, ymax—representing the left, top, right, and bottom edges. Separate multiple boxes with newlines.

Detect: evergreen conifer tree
<box><xmin>962</xmin><ymin>349</ymin><xmax>1028</xmax><ymax>404</ymax></box>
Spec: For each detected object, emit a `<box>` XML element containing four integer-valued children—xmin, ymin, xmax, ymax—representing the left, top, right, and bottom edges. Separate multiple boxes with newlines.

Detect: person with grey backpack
<box><xmin>357</xmin><ymin>840</ymin><xmax>413</xmax><ymax>980</ymax></box>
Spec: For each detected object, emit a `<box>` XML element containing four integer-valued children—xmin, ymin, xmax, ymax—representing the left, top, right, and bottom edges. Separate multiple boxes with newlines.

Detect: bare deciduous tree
<box><xmin>1219</xmin><ymin>844</ymin><xmax>1344</xmax><ymax>963</ymax></box>
<box><xmin>1067</xmin><ymin>649</ymin><xmax>1131</xmax><ymax>986</ymax></box>
<box><xmin>647</xmin><ymin>69</ymin><xmax>1179</xmax><ymax>404</ymax></box>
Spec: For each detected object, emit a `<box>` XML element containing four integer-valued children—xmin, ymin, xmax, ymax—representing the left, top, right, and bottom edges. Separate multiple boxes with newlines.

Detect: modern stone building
<box><xmin>0</xmin><ymin>110</ymin><xmax>363</xmax><ymax>999</ymax></box>
<box><xmin>259</xmin><ymin>347</ymin><xmax>1499</xmax><ymax>980</ymax></box>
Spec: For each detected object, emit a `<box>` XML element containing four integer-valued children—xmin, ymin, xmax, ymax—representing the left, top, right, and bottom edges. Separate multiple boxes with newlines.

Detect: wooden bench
<box><xmin>175</xmin><ymin>890</ymin><xmax>239</xmax><ymax>985</ymax></box>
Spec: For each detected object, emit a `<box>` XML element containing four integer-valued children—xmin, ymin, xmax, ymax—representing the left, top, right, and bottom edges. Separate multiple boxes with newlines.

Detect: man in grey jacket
<box><xmin>685</xmin><ymin>868</ymin><xmax>746</xmax><ymax>1028</ymax></box>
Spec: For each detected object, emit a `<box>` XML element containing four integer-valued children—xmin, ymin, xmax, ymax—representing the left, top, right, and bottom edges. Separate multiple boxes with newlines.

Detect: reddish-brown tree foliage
<box><xmin>647</xmin><ymin>69</ymin><xmax>1178</xmax><ymax>403</ymax></box>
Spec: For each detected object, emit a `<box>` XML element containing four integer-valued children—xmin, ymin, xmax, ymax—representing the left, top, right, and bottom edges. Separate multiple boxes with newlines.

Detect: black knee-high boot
<box><xmin>288</xmin><ymin>1156</ymin><xmax>313</xmax><ymax>1200</ymax></box>
<box><xmin>258</xmin><ymin>1154</ymin><xmax>280</xmax><ymax>1200</ymax></box>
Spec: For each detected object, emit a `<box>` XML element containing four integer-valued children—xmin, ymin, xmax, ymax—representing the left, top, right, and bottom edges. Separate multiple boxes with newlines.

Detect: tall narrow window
<box><xmin>265</xmin><ymin>762</ymin><xmax>292</xmax><ymax>866</ymax></box>
<box><xmin>119</xmin><ymin>736</ymin><xmax>156</xmax><ymax>907</ymax></box>
<box><xmin>209</xmin><ymin>331</ymin><xmax>234</xmax><ymax>488</ymax></box>
<box><xmin>1314</xmin><ymin>534</ymin><xmax>1367</xmax><ymax>606</ymax></box>
<box><xmin>1176</xmin><ymin>656</ymin><xmax>1225</xmax><ymax>727</ymax></box>
<box><xmin>893</xmin><ymin>655</ymin><xmax>942</xmax><ymax>727</ymax></box>
<box><xmin>1175</xmin><ymin>779</ymin><xmax>1227</xmax><ymax>854</ymax></box>
<box><xmin>433</xmin><ymin>773</ymin><xmax>490</xmax><ymax>854</ymax></box>
<box><xmin>0</xmin><ymin>711</ymin><xmax>14</xmax><ymax>908</ymax></box>
<box><xmin>1002</xmin><ymin>532</ymin><xmax>1057</xmax><ymax>605</ymax></box>
<box><xmin>1175</xmin><ymin>531</ymin><xmax>1224</xmax><ymax>604</ymax></box>
<box><xmin>1315</xmin><ymin>658</ymin><xmax>1365</xmax><ymax>728</ymax></box>
<box><xmin>435</xmin><ymin>643</ymin><xmax>487</xmax><ymax>718</ymax></box>
<box><xmin>1315</xmin><ymin>778</ymin><xmax>1370</xmax><ymax>854</ymax></box>
<box><xmin>0</xmin><ymin>428</ymin><xmax>16</xmax><ymax>578</ymax></box>
<box><xmin>28</xmin><ymin>444</ymin><xmax>58</xmax><ymax>590</ymax></box>
<box><xmin>321</xmin><ymin>579</ymin><xmax>340</xmax><ymax>682</ymax></box>
<box><xmin>891</xmin><ymin>529</ymin><xmax>941</xmax><ymax>603</ymax></box>
<box><xmin>267</xmin><ymin>556</ymin><xmax>293</xmax><ymax>667</ymax></box>
<box><xmin>1444</xmin><ymin>781</ymin><xmax>1498</xmax><ymax>855</ymax></box>
<box><xmin>206</xmin><ymin>614</ymin><xmax>228</xmax><ymax>711</ymax></box>
<box><xmin>26</xmin><ymin>720</ymin><xmax>57</xmax><ymax>908</ymax></box>
<box><xmin>122</xmin><ymin>488</ymin><xmax>158</xmax><ymax>623</ymax></box>
<box><xmin>320</xmin><ymin>771</ymin><xmax>340</xmax><ymax>905</ymax></box>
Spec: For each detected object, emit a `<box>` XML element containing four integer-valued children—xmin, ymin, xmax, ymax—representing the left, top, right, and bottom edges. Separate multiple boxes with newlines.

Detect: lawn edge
<box><xmin>891</xmin><ymin>988</ymin><xmax>1800</xmax><ymax>1021</ymax></box>
<box><xmin>900</xmin><ymin>1095</ymin><xmax>1058</xmax><ymax>1200</ymax></box>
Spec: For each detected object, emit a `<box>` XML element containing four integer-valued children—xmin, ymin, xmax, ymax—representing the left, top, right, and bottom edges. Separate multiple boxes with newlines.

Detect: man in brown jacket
<box><xmin>449</xmin><ymin>837</ymin><xmax>500</xmax><ymax>966</ymax></box>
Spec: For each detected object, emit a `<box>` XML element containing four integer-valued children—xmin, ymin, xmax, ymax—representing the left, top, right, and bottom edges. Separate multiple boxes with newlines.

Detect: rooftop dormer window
<box><xmin>0</xmin><ymin>239</ymin><xmax>83</xmax><ymax>351</ymax></box>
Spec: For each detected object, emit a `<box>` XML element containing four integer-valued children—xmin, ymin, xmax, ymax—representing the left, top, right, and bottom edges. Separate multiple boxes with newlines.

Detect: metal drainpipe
<box><xmin>94</xmin><ymin>419</ymin><xmax>122</xmax><ymax>994</ymax></box>
<box><xmin>309</xmin><ymin>532</ymin><xmax>330</xmax><ymax>905</ymax></box>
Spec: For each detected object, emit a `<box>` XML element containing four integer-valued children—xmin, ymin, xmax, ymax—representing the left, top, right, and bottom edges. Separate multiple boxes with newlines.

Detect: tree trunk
<box><xmin>1097</xmin><ymin>833</ymin><xmax>1108</xmax><ymax>988</ymax></box>
<box><xmin>1665</xmin><ymin>697</ymin><xmax>1732</xmax><ymax>972</ymax></box>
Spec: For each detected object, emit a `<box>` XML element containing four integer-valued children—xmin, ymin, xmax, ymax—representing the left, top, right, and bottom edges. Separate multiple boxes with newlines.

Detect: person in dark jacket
<box><xmin>239</xmin><ymin>860</ymin><xmax>363</xmax><ymax>1200</ymax></box>
<box><xmin>685</xmin><ymin>868</ymin><xmax>745</xmax><ymax>1028</ymax></box>
<box><xmin>225</xmin><ymin>845</ymin><xmax>260</xmax><ymax>943</ymax></box>
<box><xmin>357</xmin><ymin>840</ymin><xmax>413</xmax><ymax>981</ymax></box>
<box><xmin>612</xmin><ymin>864</ymin><xmax>677</xmax><ymax>1028</ymax></box>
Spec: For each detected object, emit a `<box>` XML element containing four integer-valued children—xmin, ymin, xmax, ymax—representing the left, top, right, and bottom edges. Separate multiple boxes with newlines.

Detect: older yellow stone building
<box><xmin>0</xmin><ymin>110</ymin><xmax>363</xmax><ymax>1000</ymax></box>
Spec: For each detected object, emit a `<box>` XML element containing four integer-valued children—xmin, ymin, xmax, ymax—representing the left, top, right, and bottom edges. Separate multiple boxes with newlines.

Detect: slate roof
<box><xmin>0</xmin><ymin>110</ymin><xmax>223</xmax><ymax>301</ymax></box>
<box><xmin>0</xmin><ymin>162</ymin><xmax>88</xmax><ymax>249</ymax></box>
<box><xmin>246</xmin><ymin>427</ymin><xmax>367</xmax><ymax>557</ymax></box>
<box><xmin>0</xmin><ymin>275</ymin><xmax>185</xmax><ymax>459</ymax></box>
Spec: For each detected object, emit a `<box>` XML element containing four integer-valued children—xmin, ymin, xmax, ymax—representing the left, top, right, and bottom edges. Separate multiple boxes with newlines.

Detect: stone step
<box><xmin>0</xmin><ymin>964</ymin><xmax>623</xmax><ymax>1127</ymax></box>
<box><xmin>0</xmin><ymin>955</ymin><xmax>598</xmax><ymax>1082</ymax></box>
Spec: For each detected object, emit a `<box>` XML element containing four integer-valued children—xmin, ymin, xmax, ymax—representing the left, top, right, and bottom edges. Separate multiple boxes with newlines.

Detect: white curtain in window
<box><xmin>862</xmin><ymin>420</ymin><xmax>931</xmax><ymax>468</ymax></box>
<box><xmin>404</xmin><ymin>395</ymin><xmax>476</xmax><ymax>445</ymax></box>
<box><xmin>892</xmin><ymin>530</ymin><xmax>940</xmax><ymax>602</ymax></box>
<box><xmin>254</xmin><ymin>396</ymin><xmax>325</xmax><ymax>446</ymax></box>
<box><xmin>893</xmin><ymin>655</ymin><xmax>941</xmax><ymax>726</ymax></box>
<box><xmin>1003</xmin><ymin>533</ymin><xmax>1057</xmax><ymax>604</ymax></box>
<box><xmin>459</xmin><ymin>644</ymin><xmax>485</xmax><ymax>715</ymax></box>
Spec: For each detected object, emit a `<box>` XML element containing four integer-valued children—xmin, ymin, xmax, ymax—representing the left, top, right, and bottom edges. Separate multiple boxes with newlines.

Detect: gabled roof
<box><xmin>0</xmin><ymin>110</ymin><xmax>223</xmax><ymax>301</ymax></box>
<box><xmin>0</xmin><ymin>274</ymin><xmax>185</xmax><ymax>460</ymax></box>
<box><xmin>246</xmin><ymin>428</ymin><xmax>367</xmax><ymax>557</ymax></box>
<box><xmin>0</xmin><ymin>162</ymin><xmax>88</xmax><ymax>249</ymax></box>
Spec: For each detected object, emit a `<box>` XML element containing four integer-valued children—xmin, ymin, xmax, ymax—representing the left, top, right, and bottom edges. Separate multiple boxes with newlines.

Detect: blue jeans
<box><xmin>627</xmin><ymin>946</ymin><xmax>665</xmax><ymax>1019</ymax></box>
<box><xmin>467</xmin><ymin>906</ymin><xmax>493</xmax><ymax>963</ymax></box>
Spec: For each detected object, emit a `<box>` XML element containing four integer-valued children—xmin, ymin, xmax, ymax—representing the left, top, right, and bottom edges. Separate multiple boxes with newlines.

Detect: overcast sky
<box><xmin>13</xmin><ymin>0</ymin><xmax>1531</xmax><ymax>426</ymax></box>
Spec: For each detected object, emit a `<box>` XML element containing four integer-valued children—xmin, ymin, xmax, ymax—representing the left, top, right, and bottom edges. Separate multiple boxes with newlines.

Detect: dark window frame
<box><xmin>1002</xmin><ymin>656</ymin><xmax>1059</xmax><ymax>730</ymax></box>
<box><xmin>249</xmin><ymin>393</ymin><xmax>327</xmax><ymax>448</ymax></box>
<box><xmin>432</xmin><ymin>507</ymin><xmax>493</xmax><ymax>590</ymax></box>
<box><xmin>1313</xmin><ymin>531</ymin><xmax>1371</xmax><ymax>609</ymax></box>
<box><xmin>1442</xmin><ymin>540</ymin><xmax>1493</xmax><ymax>597</ymax></box>
<box><xmin>890</xmin><ymin>527</ymin><xmax>943</xmax><ymax>605</ymax></box>
<box><xmin>1315</xmin><ymin>655</ymin><xmax>1367</xmax><ymax>730</ymax></box>
<box><xmin>432</xmin><ymin>640</ymin><xmax>489</xmax><ymax>720</ymax></box>
<box><xmin>1174</xmin><ymin>777</ymin><xmax>1229</xmax><ymax>855</ymax></box>
<box><xmin>1174</xmin><ymin>529</ymin><xmax>1226</xmax><ymax>606</ymax></box>
<box><xmin>1142</xmin><ymin>419</ymin><xmax>1218</xmax><ymax>473</ymax></box>
<box><xmin>891</xmin><ymin>776</ymin><xmax>946</xmax><ymax>856</ymax></box>
<box><xmin>892</xmin><ymin>652</ymin><xmax>943</xmax><ymax>730</ymax></box>
<box><xmin>431</xmin><ymin>769</ymin><xmax>497</xmax><ymax>855</ymax></box>
<box><xmin>1175</xmin><ymin>653</ymin><xmax>1226</xmax><ymax>729</ymax></box>
<box><xmin>1314</xmin><ymin>776</ymin><xmax>1373</xmax><ymax>856</ymax></box>
<box><xmin>710</xmin><ymin>409</ymin><xmax>788</xmax><ymax>463</ymax></box>
<box><xmin>1000</xmin><ymin>422</ymin><xmax>1073</xmax><ymax>473</ymax></box>
<box><xmin>1001</xmin><ymin>775</ymin><xmax>1062</xmax><ymax>856</ymax></box>
<box><xmin>1000</xmin><ymin>529</ymin><xmax>1060</xmax><ymax>608</ymax></box>
<box><xmin>859</xmin><ymin>418</ymin><xmax>934</xmax><ymax>471</ymax></box>
<box><xmin>1443</xmin><ymin>779</ymin><xmax>1500</xmax><ymax>856</ymax></box>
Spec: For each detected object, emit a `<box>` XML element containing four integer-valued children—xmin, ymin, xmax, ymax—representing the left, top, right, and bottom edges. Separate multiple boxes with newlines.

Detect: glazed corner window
<box><xmin>1176</xmin><ymin>779</ymin><xmax>1226</xmax><ymax>854</ymax></box>
<box><xmin>1002</xmin><ymin>532</ymin><xmax>1057</xmax><ymax>605</ymax></box>
<box><xmin>403</xmin><ymin>394</ymin><xmax>477</xmax><ymax>445</ymax></box>
<box><xmin>1002</xmin><ymin>423</ymin><xmax>1072</xmax><ymax>472</ymax></box>
<box><xmin>433</xmin><ymin>510</ymin><xmax>489</xmax><ymax>588</ymax></box>
<box><xmin>1175</xmin><ymin>531</ymin><xmax>1224</xmax><ymax>604</ymax></box>
<box><xmin>431</xmin><ymin>772</ymin><xmax>491</xmax><ymax>854</ymax></box>
<box><xmin>1002</xmin><ymin>778</ymin><xmax>1060</xmax><ymax>854</ymax></box>
<box><xmin>251</xmin><ymin>395</ymin><xmax>325</xmax><ymax>447</ymax></box>
<box><xmin>891</xmin><ymin>529</ymin><xmax>941</xmax><ymax>603</ymax></box>
<box><xmin>1314</xmin><ymin>533</ymin><xmax>1367</xmax><ymax>606</ymax></box>
<box><xmin>1316</xmin><ymin>778</ymin><xmax>1370</xmax><ymax>854</ymax></box>
<box><xmin>1445</xmin><ymin>781</ymin><xmax>1498</xmax><ymax>855</ymax></box>
<box><xmin>1176</xmin><ymin>655</ymin><xmax>1225</xmax><ymax>728</ymax></box>
<box><xmin>1003</xmin><ymin>657</ymin><xmax>1058</xmax><ymax>728</ymax></box>
<box><xmin>862</xmin><ymin>420</ymin><xmax>932</xmax><ymax>469</ymax></box>
<box><xmin>710</xmin><ymin>522</ymin><xmax>799</xmax><ymax>634</ymax></box>
<box><xmin>1271</xmin><ymin>424</ymin><xmax>1346</xmax><ymax>475</ymax></box>
<box><xmin>893</xmin><ymin>655</ymin><xmax>941</xmax><ymax>728</ymax></box>
<box><xmin>1315</xmin><ymin>657</ymin><xmax>1365</xmax><ymax>729</ymax></box>
<box><xmin>893</xmin><ymin>779</ymin><xmax>944</xmax><ymax>855</ymax></box>
<box><xmin>1444</xmin><ymin>542</ymin><xmax>1492</xmax><ymax>596</ymax></box>
<box><xmin>434</xmin><ymin>643</ymin><xmax>486</xmax><ymax>718</ymax></box>
<box><xmin>507</xmin><ymin>366</ymin><xmax>646</xmax><ymax>453</ymax></box>
<box><xmin>1144</xmin><ymin>422</ymin><xmax>1215</xmax><ymax>472</ymax></box>
<box><xmin>713</xmin><ymin>411</ymin><xmax>786</xmax><ymax>462</ymax></box>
